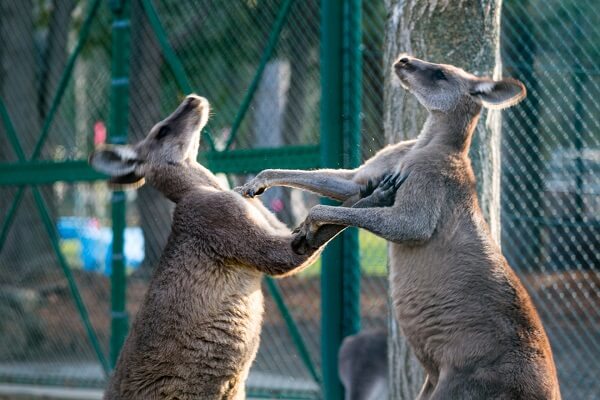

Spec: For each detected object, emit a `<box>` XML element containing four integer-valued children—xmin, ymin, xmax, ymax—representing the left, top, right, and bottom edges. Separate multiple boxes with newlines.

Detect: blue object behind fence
<box><xmin>57</xmin><ymin>217</ymin><xmax>144</xmax><ymax>275</ymax></box>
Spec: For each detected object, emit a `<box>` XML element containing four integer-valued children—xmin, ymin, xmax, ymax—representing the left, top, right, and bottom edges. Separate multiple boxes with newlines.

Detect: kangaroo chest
<box><xmin>387</xmin><ymin>230</ymin><xmax>490</xmax><ymax>373</ymax></box>
<box><xmin>111</xmin><ymin>263</ymin><xmax>265</xmax><ymax>398</ymax></box>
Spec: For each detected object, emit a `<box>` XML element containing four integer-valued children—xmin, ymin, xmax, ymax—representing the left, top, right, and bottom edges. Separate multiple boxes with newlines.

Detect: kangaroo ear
<box><xmin>470</xmin><ymin>78</ymin><xmax>526</xmax><ymax>110</ymax></box>
<box><xmin>89</xmin><ymin>145</ymin><xmax>145</xmax><ymax>189</ymax></box>
<box><xmin>89</xmin><ymin>144</ymin><xmax>139</xmax><ymax>176</ymax></box>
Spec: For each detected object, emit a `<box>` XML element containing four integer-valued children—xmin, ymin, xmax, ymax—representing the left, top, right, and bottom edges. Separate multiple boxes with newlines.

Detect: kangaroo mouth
<box><xmin>393</xmin><ymin>68</ymin><xmax>412</xmax><ymax>91</ymax></box>
<box><xmin>395</xmin><ymin>73</ymin><xmax>411</xmax><ymax>91</ymax></box>
<box><xmin>394</xmin><ymin>57</ymin><xmax>417</xmax><ymax>91</ymax></box>
<box><xmin>108</xmin><ymin>172</ymin><xmax>145</xmax><ymax>190</ymax></box>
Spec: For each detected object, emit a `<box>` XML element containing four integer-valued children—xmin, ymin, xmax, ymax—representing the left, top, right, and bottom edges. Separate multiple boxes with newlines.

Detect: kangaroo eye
<box><xmin>156</xmin><ymin>126</ymin><xmax>170</xmax><ymax>140</ymax></box>
<box><xmin>434</xmin><ymin>70</ymin><xmax>447</xmax><ymax>81</ymax></box>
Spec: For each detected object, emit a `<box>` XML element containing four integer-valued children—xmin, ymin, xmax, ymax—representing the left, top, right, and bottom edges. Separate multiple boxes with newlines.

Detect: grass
<box><xmin>299</xmin><ymin>230</ymin><xmax>388</xmax><ymax>278</ymax></box>
<box><xmin>59</xmin><ymin>239</ymin><xmax>83</xmax><ymax>269</ymax></box>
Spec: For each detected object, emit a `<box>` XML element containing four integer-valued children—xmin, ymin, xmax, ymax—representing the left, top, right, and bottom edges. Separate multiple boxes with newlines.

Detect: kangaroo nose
<box><xmin>186</xmin><ymin>94</ymin><xmax>208</xmax><ymax>109</ymax></box>
<box><xmin>394</xmin><ymin>56</ymin><xmax>411</xmax><ymax>70</ymax></box>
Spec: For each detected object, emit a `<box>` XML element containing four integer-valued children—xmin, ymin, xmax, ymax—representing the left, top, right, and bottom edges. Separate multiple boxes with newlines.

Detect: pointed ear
<box><xmin>89</xmin><ymin>145</ymin><xmax>145</xmax><ymax>190</ymax></box>
<box><xmin>89</xmin><ymin>144</ymin><xmax>139</xmax><ymax>176</ymax></box>
<box><xmin>470</xmin><ymin>78</ymin><xmax>526</xmax><ymax>110</ymax></box>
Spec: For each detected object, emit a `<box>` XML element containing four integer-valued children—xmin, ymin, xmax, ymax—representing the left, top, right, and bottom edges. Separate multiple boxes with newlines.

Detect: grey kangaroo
<box><xmin>338</xmin><ymin>330</ymin><xmax>388</xmax><ymax>400</ymax></box>
<box><xmin>238</xmin><ymin>56</ymin><xmax>561</xmax><ymax>399</ymax></box>
<box><xmin>89</xmin><ymin>95</ymin><xmax>394</xmax><ymax>399</ymax></box>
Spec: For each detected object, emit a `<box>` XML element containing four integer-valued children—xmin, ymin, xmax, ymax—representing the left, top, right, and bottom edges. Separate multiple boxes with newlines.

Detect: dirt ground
<box><xmin>0</xmin><ymin>269</ymin><xmax>598</xmax><ymax>398</ymax></box>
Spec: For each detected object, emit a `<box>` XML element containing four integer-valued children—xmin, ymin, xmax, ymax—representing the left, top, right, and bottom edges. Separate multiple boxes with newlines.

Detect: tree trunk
<box><xmin>253</xmin><ymin>60</ymin><xmax>292</xmax><ymax>223</ymax></box>
<box><xmin>384</xmin><ymin>0</ymin><xmax>503</xmax><ymax>397</ymax></box>
<box><xmin>129</xmin><ymin>0</ymin><xmax>173</xmax><ymax>273</ymax></box>
<box><xmin>278</xmin><ymin>0</ymin><xmax>319</xmax><ymax>226</ymax></box>
<box><xmin>39</xmin><ymin>0</ymin><xmax>76</xmax><ymax>160</ymax></box>
<box><xmin>40</xmin><ymin>0</ymin><xmax>76</xmax><ymax>120</ymax></box>
<box><xmin>40</xmin><ymin>0</ymin><xmax>76</xmax><ymax>251</ymax></box>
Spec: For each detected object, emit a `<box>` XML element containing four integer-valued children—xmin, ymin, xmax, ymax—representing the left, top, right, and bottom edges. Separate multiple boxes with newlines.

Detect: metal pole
<box><xmin>342</xmin><ymin>0</ymin><xmax>363</xmax><ymax>339</ymax></box>
<box><xmin>320</xmin><ymin>0</ymin><xmax>362</xmax><ymax>398</ymax></box>
<box><xmin>264</xmin><ymin>277</ymin><xmax>321</xmax><ymax>384</ymax></box>
<box><xmin>108</xmin><ymin>0</ymin><xmax>131</xmax><ymax>368</ymax></box>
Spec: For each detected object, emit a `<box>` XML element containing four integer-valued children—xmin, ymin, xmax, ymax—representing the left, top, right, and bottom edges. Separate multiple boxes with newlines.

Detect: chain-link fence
<box><xmin>0</xmin><ymin>0</ymin><xmax>598</xmax><ymax>399</ymax></box>
<box><xmin>0</xmin><ymin>0</ymin><xmax>112</xmax><ymax>389</ymax></box>
<box><xmin>0</xmin><ymin>0</ymin><xmax>342</xmax><ymax>397</ymax></box>
<box><xmin>501</xmin><ymin>1</ymin><xmax>600</xmax><ymax>398</ymax></box>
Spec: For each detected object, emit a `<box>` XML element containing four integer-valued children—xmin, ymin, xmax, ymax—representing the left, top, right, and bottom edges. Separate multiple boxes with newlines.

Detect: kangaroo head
<box><xmin>89</xmin><ymin>94</ymin><xmax>209</xmax><ymax>190</ymax></box>
<box><xmin>393</xmin><ymin>55</ymin><xmax>526</xmax><ymax>113</ymax></box>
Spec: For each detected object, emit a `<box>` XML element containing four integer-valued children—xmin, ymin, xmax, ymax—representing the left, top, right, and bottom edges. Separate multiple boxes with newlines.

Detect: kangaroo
<box><xmin>89</xmin><ymin>95</ymin><xmax>395</xmax><ymax>399</ymax></box>
<box><xmin>338</xmin><ymin>330</ymin><xmax>388</xmax><ymax>400</ymax></box>
<box><xmin>238</xmin><ymin>56</ymin><xmax>560</xmax><ymax>399</ymax></box>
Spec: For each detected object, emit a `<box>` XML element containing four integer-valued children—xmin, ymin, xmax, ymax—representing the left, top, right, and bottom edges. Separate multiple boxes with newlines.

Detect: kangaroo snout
<box><xmin>181</xmin><ymin>94</ymin><xmax>210</xmax><ymax>132</ymax></box>
<box><xmin>394</xmin><ymin>54</ymin><xmax>411</xmax><ymax>69</ymax></box>
<box><xmin>393</xmin><ymin>54</ymin><xmax>418</xmax><ymax>85</ymax></box>
<box><xmin>185</xmin><ymin>94</ymin><xmax>209</xmax><ymax>112</ymax></box>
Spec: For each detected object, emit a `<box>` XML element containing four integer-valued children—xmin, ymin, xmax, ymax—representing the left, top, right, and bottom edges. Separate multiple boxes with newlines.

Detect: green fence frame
<box><xmin>0</xmin><ymin>0</ymin><xmax>364</xmax><ymax>397</ymax></box>
<box><xmin>0</xmin><ymin>0</ymin><xmax>110</xmax><ymax>376</ymax></box>
<box><xmin>320</xmin><ymin>1</ymin><xmax>362</xmax><ymax>398</ymax></box>
<box><xmin>108</xmin><ymin>0</ymin><xmax>132</xmax><ymax>367</ymax></box>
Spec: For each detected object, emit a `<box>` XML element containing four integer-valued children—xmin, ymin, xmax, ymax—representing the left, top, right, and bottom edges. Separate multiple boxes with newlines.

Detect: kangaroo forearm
<box><xmin>257</xmin><ymin>169</ymin><xmax>360</xmax><ymax>201</ymax></box>
<box><xmin>235</xmin><ymin>234</ymin><xmax>321</xmax><ymax>276</ymax></box>
<box><xmin>299</xmin><ymin>193</ymin><xmax>383</xmax><ymax>248</ymax></box>
<box><xmin>307</xmin><ymin>205</ymin><xmax>434</xmax><ymax>244</ymax></box>
<box><xmin>210</xmin><ymin>193</ymin><xmax>321</xmax><ymax>276</ymax></box>
<box><xmin>308</xmin><ymin>224</ymin><xmax>346</xmax><ymax>249</ymax></box>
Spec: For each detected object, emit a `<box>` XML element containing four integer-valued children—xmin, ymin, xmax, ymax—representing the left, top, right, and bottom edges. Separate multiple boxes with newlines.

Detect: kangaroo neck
<box><xmin>150</xmin><ymin>160</ymin><xmax>222</xmax><ymax>202</ymax></box>
<box><xmin>415</xmin><ymin>102</ymin><xmax>482</xmax><ymax>154</ymax></box>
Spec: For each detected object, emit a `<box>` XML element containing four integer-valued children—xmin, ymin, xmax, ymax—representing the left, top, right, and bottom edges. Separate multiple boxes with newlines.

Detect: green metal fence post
<box><xmin>320</xmin><ymin>0</ymin><xmax>362</xmax><ymax>398</ymax></box>
<box><xmin>342</xmin><ymin>0</ymin><xmax>363</xmax><ymax>339</ymax></box>
<box><xmin>108</xmin><ymin>0</ymin><xmax>132</xmax><ymax>368</ymax></box>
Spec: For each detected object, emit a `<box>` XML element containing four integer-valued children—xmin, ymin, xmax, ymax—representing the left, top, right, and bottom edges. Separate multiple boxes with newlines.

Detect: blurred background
<box><xmin>0</xmin><ymin>0</ymin><xmax>598</xmax><ymax>399</ymax></box>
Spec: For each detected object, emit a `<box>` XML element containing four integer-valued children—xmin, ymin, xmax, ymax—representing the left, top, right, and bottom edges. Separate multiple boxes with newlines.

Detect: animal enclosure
<box><xmin>0</xmin><ymin>0</ymin><xmax>598</xmax><ymax>399</ymax></box>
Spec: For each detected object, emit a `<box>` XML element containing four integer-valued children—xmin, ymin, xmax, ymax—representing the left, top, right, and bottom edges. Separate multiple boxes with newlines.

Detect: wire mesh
<box><xmin>0</xmin><ymin>0</ymin><xmax>599</xmax><ymax>398</ymax></box>
<box><xmin>0</xmin><ymin>0</ymin><xmax>119</xmax><ymax>389</ymax></box>
<box><xmin>359</xmin><ymin>0</ymin><xmax>388</xmax><ymax>336</ymax></box>
<box><xmin>501</xmin><ymin>0</ymin><xmax>600</xmax><ymax>398</ymax></box>
<box><xmin>125</xmin><ymin>0</ymin><xmax>324</xmax><ymax>396</ymax></box>
<box><xmin>0</xmin><ymin>184</ymin><xmax>111</xmax><ymax>388</ymax></box>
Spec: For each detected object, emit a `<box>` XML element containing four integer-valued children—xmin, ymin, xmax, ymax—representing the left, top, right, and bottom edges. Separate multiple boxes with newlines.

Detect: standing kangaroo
<box><xmin>89</xmin><ymin>95</ymin><xmax>394</xmax><ymax>399</ymax></box>
<box><xmin>338</xmin><ymin>330</ymin><xmax>388</xmax><ymax>400</ymax></box>
<box><xmin>238</xmin><ymin>56</ymin><xmax>560</xmax><ymax>399</ymax></box>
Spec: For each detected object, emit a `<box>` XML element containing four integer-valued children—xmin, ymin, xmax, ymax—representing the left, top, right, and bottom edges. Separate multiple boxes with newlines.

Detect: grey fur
<box><xmin>339</xmin><ymin>330</ymin><xmax>388</xmax><ymax>400</ymax></box>
<box><xmin>238</xmin><ymin>56</ymin><xmax>560</xmax><ymax>399</ymax></box>
<box><xmin>89</xmin><ymin>95</ymin><xmax>392</xmax><ymax>399</ymax></box>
